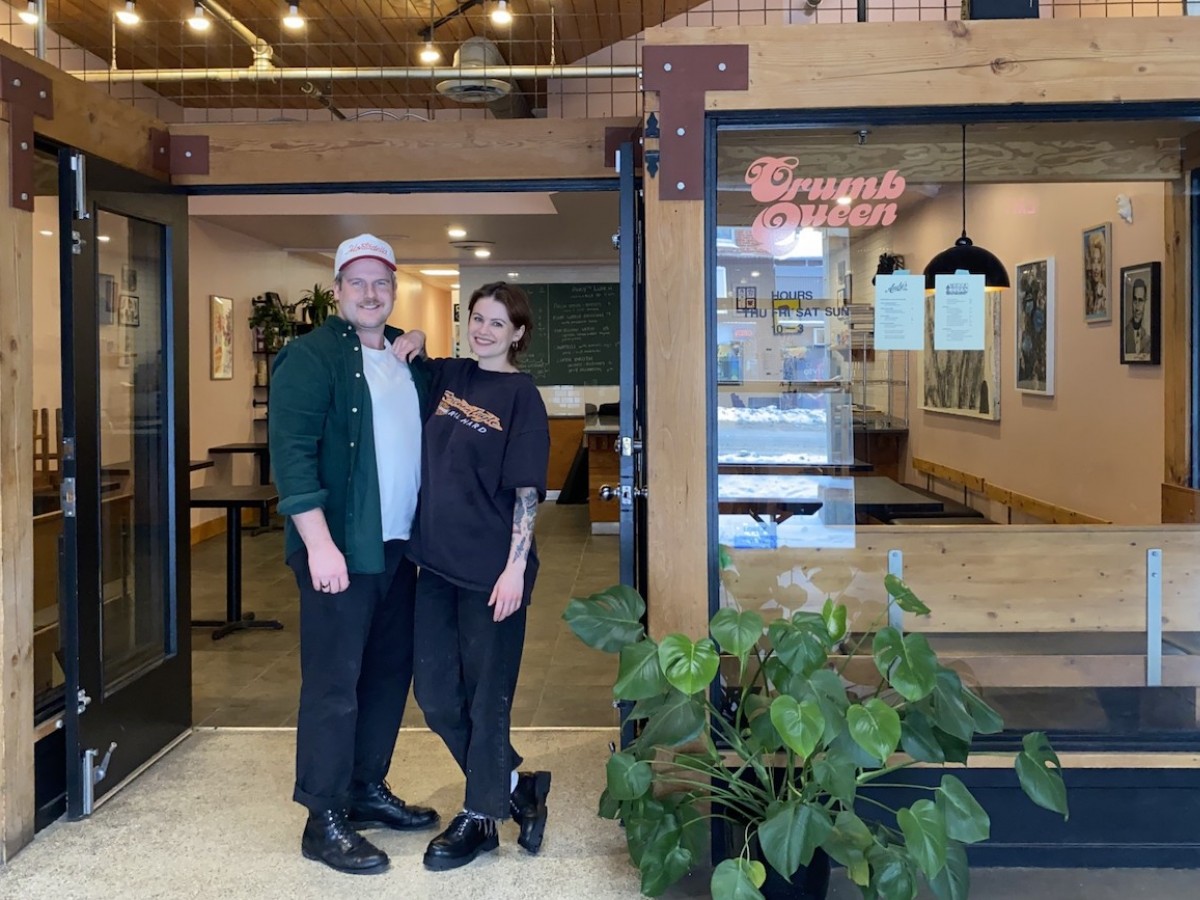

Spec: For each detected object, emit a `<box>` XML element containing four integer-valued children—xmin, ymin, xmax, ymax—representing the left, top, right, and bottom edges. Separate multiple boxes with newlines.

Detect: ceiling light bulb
<box><xmin>507</xmin><ymin>272</ymin><xmax>519</xmax><ymax>278</ymax></box>
<box><xmin>282</xmin><ymin>2</ymin><xmax>304</xmax><ymax>30</ymax></box>
<box><xmin>19</xmin><ymin>1</ymin><xmax>38</xmax><ymax>25</ymax></box>
<box><xmin>474</xmin><ymin>248</ymin><xmax>491</xmax><ymax>258</ymax></box>
<box><xmin>447</xmin><ymin>226</ymin><xmax>466</xmax><ymax>239</ymax></box>
<box><xmin>418</xmin><ymin>42</ymin><xmax>441</xmax><ymax>64</ymax></box>
<box><xmin>188</xmin><ymin>4</ymin><xmax>210</xmax><ymax>31</ymax></box>
<box><xmin>115</xmin><ymin>0</ymin><xmax>140</xmax><ymax>25</ymax></box>
<box><xmin>491</xmin><ymin>0</ymin><xmax>512</xmax><ymax>26</ymax></box>
<box><xmin>419</xmin><ymin>268</ymin><xmax>460</xmax><ymax>276</ymax></box>
<box><xmin>98</xmin><ymin>235</ymin><xmax>111</xmax><ymax>242</ymax></box>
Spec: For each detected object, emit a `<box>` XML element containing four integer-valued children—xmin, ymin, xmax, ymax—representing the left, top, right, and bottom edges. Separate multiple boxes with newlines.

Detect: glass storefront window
<box><xmin>712</xmin><ymin>117</ymin><xmax>1197</xmax><ymax>738</ymax></box>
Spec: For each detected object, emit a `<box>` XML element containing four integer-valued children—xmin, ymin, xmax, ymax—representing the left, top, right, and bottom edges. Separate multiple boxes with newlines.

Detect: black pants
<box><xmin>413</xmin><ymin>569</ymin><xmax>527</xmax><ymax>819</ymax></box>
<box><xmin>288</xmin><ymin>540</ymin><xmax>416</xmax><ymax>813</ymax></box>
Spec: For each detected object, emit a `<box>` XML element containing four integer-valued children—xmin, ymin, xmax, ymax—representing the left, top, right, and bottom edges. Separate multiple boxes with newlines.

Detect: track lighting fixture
<box><xmin>282</xmin><ymin>1</ymin><xmax>305</xmax><ymax>30</ymax></box>
<box><xmin>115</xmin><ymin>0</ymin><xmax>140</xmax><ymax>26</ymax></box>
<box><xmin>187</xmin><ymin>3</ymin><xmax>210</xmax><ymax>32</ymax></box>
<box><xmin>18</xmin><ymin>1</ymin><xmax>38</xmax><ymax>26</ymax></box>
<box><xmin>418</xmin><ymin>0</ymin><xmax>441</xmax><ymax>63</ymax></box>
<box><xmin>491</xmin><ymin>0</ymin><xmax>512</xmax><ymax>26</ymax></box>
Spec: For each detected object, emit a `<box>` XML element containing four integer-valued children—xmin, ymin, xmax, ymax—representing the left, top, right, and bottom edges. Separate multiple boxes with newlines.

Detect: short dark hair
<box><xmin>468</xmin><ymin>281</ymin><xmax>534</xmax><ymax>367</ymax></box>
<box><xmin>1131</xmin><ymin>278</ymin><xmax>1147</xmax><ymax>299</ymax></box>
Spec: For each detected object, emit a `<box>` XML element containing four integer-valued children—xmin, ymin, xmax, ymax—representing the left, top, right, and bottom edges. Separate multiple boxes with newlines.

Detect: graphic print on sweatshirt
<box><xmin>436</xmin><ymin>389</ymin><xmax>504</xmax><ymax>433</ymax></box>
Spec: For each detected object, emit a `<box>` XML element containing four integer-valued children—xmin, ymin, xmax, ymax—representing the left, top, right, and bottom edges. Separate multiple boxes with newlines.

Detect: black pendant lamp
<box><xmin>923</xmin><ymin>125</ymin><xmax>1009</xmax><ymax>290</ymax></box>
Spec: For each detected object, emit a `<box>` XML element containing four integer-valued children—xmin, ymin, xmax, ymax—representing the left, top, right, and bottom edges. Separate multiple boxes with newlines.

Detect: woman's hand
<box><xmin>391</xmin><ymin>330</ymin><xmax>426</xmax><ymax>362</ymax></box>
<box><xmin>488</xmin><ymin>565</ymin><xmax>525</xmax><ymax>622</ymax></box>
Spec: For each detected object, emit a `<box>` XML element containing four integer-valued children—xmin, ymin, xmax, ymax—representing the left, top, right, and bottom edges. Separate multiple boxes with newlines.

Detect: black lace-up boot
<box><xmin>422</xmin><ymin>811</ymin><xmax>500</xmax><ymax>871</ymax></box>
<box><xmin>510</xmin><ymin>770</ymin><xmax>552</xmax><ymax>853</ymax></box>
<box><xmin>301</xmin><ymin>809</ymin><xmax>389</xmax><ymax>875</ymax></box>
<box><xmin>347</xmin><ymin>781</ymin><xmax>439</xmax><ymax>831</ymax></box>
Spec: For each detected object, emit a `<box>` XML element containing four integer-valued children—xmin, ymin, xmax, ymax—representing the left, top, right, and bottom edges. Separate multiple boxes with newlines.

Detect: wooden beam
<box><xmin>1163</xmin><ymin>484</ymin><xmax>1200</xmax><ymax>525</ymax></box>
<box><xmin>1164</xmin><ymin>176</ymin><xmax>1191</xmax><ymax>490</ymax></box>
<box><xmin>168</xmin><ymin>117</ymin><xmax>639</xmax><ymax>187</ymax></box>
<box><xmin>982</xmin><ymin>483</ymin><xmax>1110</xmax><ymax>525</ymax></box>
<box><xmin>0</xmin><ymin>42</ymin><xmax>166</xmax><ymax>181</ymax></box>
<box><xmin>0</xmin><ymin>118</ymin><xmax>35</xmax><ymax>862</ymax></box>
<box><xmin>646</xmin><ymin>18</ymin><xmax>1200</xmax><ymax>111</ymax></box>
<box><xmin>912</xmin><ymin>457</ymin><xmax>986</xmax><ymax>493</ymax></box>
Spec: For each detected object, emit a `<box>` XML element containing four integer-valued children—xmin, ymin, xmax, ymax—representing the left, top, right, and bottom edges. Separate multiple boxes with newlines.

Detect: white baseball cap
<box><xmin>333</xmin><ymin>233</ymin><xmax>397</xmax><ymax>277</ymax></box>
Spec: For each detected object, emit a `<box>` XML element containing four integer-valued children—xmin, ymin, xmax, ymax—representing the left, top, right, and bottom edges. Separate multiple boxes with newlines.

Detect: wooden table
<box><xmin>190</xmin><ymin>485</ymin><xmax>283</xmax><ymax>641</ymax></box>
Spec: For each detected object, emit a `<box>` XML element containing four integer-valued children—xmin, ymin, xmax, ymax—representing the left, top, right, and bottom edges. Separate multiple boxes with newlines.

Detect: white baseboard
<box><xmin>591</xmin><ymin>522</ymin><xmax>619</xmax><ymax>536</ymax></box>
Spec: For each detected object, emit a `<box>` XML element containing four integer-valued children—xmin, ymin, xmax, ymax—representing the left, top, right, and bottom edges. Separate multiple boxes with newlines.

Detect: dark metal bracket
<box><xmin>641</xmin><ymin>45</ymin><xmax>749</xmax><ymax>201</ymax></box>
<box><xmin>150</xmin><ymin>129</ymin><xmax>211</xmax><ymax>176</ymax></box>
<box><xmin>0</xmin><ymin>57</ymin><xmax>53</xmax><ymax>212</ymax></box>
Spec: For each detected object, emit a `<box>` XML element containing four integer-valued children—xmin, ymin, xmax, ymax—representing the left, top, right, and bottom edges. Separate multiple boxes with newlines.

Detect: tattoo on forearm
<box><xmin>509</xmin><ymin>487</ymin><xmax>539</xmax><ymax>564</ymax></box>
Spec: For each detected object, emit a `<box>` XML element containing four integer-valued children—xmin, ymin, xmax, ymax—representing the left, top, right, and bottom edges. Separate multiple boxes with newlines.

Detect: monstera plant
<box><xmin>563</xmin><ymin>563</ymin><xmax>1069</xmax><ymax>900</ymax></box>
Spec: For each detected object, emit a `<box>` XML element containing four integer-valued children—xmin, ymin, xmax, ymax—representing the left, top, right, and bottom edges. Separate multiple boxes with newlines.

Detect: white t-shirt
<box><xmin>361</xmin><ymin>341</ymin><xmax>422</xmax><ymax>541</ymax></box>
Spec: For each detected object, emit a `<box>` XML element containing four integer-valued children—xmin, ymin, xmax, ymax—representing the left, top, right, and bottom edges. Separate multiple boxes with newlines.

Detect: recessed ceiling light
<box><xmin>474</xmin><ymin>248</ymin><xmax>491</xmax><ymax>258</ymax></box>
<box><xmin>97</xmin><ymin>235</ymin><xmax>111</xmax><ymax>242</ymax></box>
<box><xmin>419</xmin><ymin>268</ymin><xmax>459</xmax><ymax>276</ymax></box>
<box><xmin>836</xmin><ymin>196</ymin><xmax>852</xmax><ymax>206</ymax></box>
<box><xmin>39</xmin><ymin>229</ymin><xmax>53</xmax><ymax>236</ymax></box>
<box><xmin>447</xmin><ymin>226</ymin><xmax>467</xmax><ymax>239</ymax></box>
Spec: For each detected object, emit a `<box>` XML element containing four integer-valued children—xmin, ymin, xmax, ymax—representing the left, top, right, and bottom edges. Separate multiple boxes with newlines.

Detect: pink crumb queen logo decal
<box><xmin>746</xmin><ymin>157</ymin><xmax>906</xmax><ymax>257</ymax></box>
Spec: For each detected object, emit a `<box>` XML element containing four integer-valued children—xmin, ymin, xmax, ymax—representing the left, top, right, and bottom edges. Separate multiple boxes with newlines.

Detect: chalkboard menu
<box><xmin>519</xmin><ymin>282</ymin><xmax>620</xmax><ymax>385</ymax></box>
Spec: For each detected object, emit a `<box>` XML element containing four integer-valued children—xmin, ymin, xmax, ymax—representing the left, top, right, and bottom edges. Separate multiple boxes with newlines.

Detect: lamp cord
<box><xmin>960</xmin><ymin>123</ymin><xmax>967</xmax><ymax>239</ymax></box>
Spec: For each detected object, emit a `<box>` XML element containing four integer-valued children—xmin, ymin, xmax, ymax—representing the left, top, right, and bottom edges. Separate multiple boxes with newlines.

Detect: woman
<box><xmin>399</xmin><ymin>282</ymin><xmax>552</xmax><ymax>872</ymax></box>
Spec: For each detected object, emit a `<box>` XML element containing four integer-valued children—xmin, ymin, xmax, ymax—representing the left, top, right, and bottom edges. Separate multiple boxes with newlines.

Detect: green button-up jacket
<box><xmin>268</xmin><ymin>315</ymin><xmax>432</xmax><ymax>574</ymax></box>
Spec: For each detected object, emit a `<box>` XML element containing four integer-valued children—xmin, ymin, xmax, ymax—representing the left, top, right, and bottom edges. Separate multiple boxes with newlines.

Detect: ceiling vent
<box><xmin>436</xmin><ymin>36</ymin><xmax>512</xmax><ymax>103</ymax></box>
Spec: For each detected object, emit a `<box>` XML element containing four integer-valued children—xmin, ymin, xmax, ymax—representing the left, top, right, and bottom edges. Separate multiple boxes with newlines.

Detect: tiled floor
<box><xmin>190</xmin><ymin>503</ymin><xmax>620</xmax><ymax>729</ymax></box>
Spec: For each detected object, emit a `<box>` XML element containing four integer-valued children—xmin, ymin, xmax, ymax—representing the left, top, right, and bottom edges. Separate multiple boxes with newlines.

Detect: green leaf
<box><xmin>813</xmin><ymin>744</ymin><xmax>858</xmax><ymax>806</ymax></box>
<box><xmin>897</xmin><ymin>798</ymin><xmax>947</xmax><ymax>879</ymax></box>
<box><xmin>871</xmin><ymin>847</ymin><xmax>919</xmax><ymax>900</ymax></box>
<box><xmin>821</xmin><ymin>810</ymin><xmax>874</xmax><ymax>879</ymax></box>
<box><xmin>636</xmin><ymin>689</ymin><xmax>707</xmax><ymax>749</ymax></box>
<box><xmin>884</xmin><ymin>574</ymin><xmax>931</xmax><ymax>616</ymax></box>
<box><xmin>658</xmin><ymin>634</ymin><xmax>721</xmax><ymax>696</ymax></box>
<box><xmin>928</xmin><ymin>668</ymin><xmax>976</xmax><ymax>743</ymax></box>
<box><xmin>822</xmin><ymin>597</ymin><xmax>849</xmax><ymax>642</ymax></box>
<box><xmin>933</xmin><ymin>727</ymin><xmax>971</xmax><ymax>765</ymax></box>
<box><xmin>711</xmin><ymin>859</ymin><xmax>766</xmax><ymax>900</ymax></box>
<box><xmin>744</xmin><ymin>691</ymin><xmax>784</xmax><ymax>753</ymax></box>
<box><xmin>929</xmin><ymin>841</ymin><xmax>971</xmax><ymax>900</ymax></box>
<box><xmin>770</xmin><ymin>618</ymin><xmax>833</xmax><ymax>678</ymax></box>
<box><xmin>872</xmin><ymin>628</ymin><xmax>938</xmax><ymax>702</ymax></box>
<box><xmin>563</xmin><ymin>584</ymin><xmax>646</xmax><ymax>652</ymax></box>
<box><xmin>769</xmin><ymin>695</ymin><xmax>826</xmax><ymax>759</ymax></box>
<box><xmin>963</xmin><ymin>690</ymin><xmax>1004</xmax><ymax>735</ymax></box>
<box><xmin>598</xmin><ymin>788</ymin><xmax>622</xmax><ymax>820</ymax></box>
<box><xmin>900</xmin><ymin>710</ymin><xmax>945</xmax><ymax>764</ymax></box>
<box><xmin>758</xmin><ymin>801</ymin><xmax>833</xmax><ymax>877</ymax></box>
<box><xmin>628</xmin><ymin>693</ymin><xmax>666</xmax><ymax>721</ymax></box>
<box><xmin>676</xmin><ymin>800</ymin><xmax>707</xmax><ymax>860</ymax></box>
<box><xmin>639</xmin><ymin>825</ymin><xmax>694</xmax><ymax>898</ymax></box>
<box><xmin>847</xmin><ymin>698</ymin><xmax>902</xmax><ymax>762</ymax></box>
<box><xmin>614</xmin><ymin>640</ymin><xmax>668</xmax><ymax>701</ymax></box>
<box><xmin>796</xmin><ymin>668</ymin><xmax>850</xmax><ymax>745</ymax></box>
<box><xmin>624</xmin><ymin>799</ymin><xmax>668</xmax><ymax>866</ymax></box>
<box><xmin>718</xmin><ymin>544</ymin><xmax>737</xmax><ymax>573</ymax></box>
<box><xmin>711</xmin><ymin>608</ymin><xmax>765</xmax><ymax>662</ymax></box>
<box><xmin>830</xmin><ymin>728</ymin><xmax>884</xmax><ymax>769</ymax></box>
<box><xmin>937</xmin><ymin>774</ymin><xmax>991</xmax><ymax>844</ymax></box>
<box><xmin>606</xmin><ymin>751</ymin><xmax>652</xmax><ymax>801</ymax></box>
<box><xmin>1015</xmin><ymin>732</ymin><xmax>1069</xmax><ymax>818</ymax></box>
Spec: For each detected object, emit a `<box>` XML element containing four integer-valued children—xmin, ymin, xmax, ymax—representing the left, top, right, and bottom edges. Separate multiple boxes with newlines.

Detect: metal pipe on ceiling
<box><xmin>68</xmin><ymin>64</ymin><xmax>642</xmax><ymax>84</ymax></box>
<box><xmin>198</xmin><ymin>0</ymin><xmax>268</xmax><ymax>55</ymax></box>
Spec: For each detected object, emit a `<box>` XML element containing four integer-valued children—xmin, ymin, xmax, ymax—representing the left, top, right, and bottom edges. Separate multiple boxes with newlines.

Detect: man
<box><xmin>269</xmin><ymin>234</ymin><xmax>438</xmax><ymax>875</ymax></box>
<box><xmin>1124</xmin><ymin>278</ymin><xmax>1150</xmax><ymax>358</ymax></box>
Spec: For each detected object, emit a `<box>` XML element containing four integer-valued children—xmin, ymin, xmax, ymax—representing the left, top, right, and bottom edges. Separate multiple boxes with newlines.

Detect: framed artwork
<box><xmin>210</xmin><ymin>295</ymin><xmax>234</xmax><ymax>380</ymax></box>
<box><xmin>118</xmin><ymin>294</ymin><xmax>140</xmax><ymax>327</ymax></box>
<box><xmin>921</xmin><ymin>292</ymin><xmax>1001</xmax><ymax>421</ymax></box>
<box><xmin>1082</xmin><ymin>222</ymin><xmax>1112</xmax><ymax>323</ymax></box>
<box><xmin>118</xmin><ymin>326</ymin><xmax>134</xmax><ymax>368</ymax></box>
<box><xmin>1014</xmin><ymin>258</ymin><xmax>1055</xmax><ymax>395</ymax></box>
<box><xmin>121</xmin><ymin>264</ymin><xmax>138</xmax><ymax>293</ymax></box>
<box><xmin>99</xmin><ymin>273</ymin><xmax>116</xmax><ymax>325</ymax></box>
<box><xmin>1119</xmin><ymin>262</ymin><xmax>1161</xmax><ymax>366</ymax></box>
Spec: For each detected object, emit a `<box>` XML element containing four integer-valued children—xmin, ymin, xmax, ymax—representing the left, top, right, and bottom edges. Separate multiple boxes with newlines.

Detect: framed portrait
<box><xmin>118</xmin><ymin>294</ymin><xmax>140</xmax><ymax>327</ymax></box>
<box><xmin>99</xmin><ymin>273</ymin><xmax>116</xmax><ymax>325</ymax></box>
<box><xmin>210</xmin><ymin>295</ymin><xmax>234</xmax><ymax>380</ymax></box>
<box><xmin>121</xmin><ymin>264</ymin><xmax>138</xmax><ymax>293</ymax></box>
<box><xmin>1119</xmin><ymin>262</ymin><xmax>1161</xmax><ymax>366</ymax></box>
<box><xmin>1082</xmin><ymin>222</ymin><xmax>1112</xmax><ymax>323</ymax></box>
<box><xmin>1014</xmin><ymin>258</ymin><xmax>1055</xmax><ymax>395</ymax></box>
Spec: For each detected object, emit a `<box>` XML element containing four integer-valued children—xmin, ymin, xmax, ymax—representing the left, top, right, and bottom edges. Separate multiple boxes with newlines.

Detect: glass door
<box><xmin>59</xmin><ymin>150</ymin><xmax>191</xmax><ymax>817</ymax></box>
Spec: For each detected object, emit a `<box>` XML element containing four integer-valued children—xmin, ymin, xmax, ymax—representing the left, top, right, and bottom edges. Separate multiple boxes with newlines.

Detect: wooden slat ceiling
<box><xmin>43</xmin><ymin>0</ymin><xmax>708</xmax><ymax>111</ymax></box>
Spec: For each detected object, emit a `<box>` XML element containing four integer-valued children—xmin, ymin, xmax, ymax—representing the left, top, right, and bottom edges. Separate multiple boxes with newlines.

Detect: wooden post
<box><xmin>0</xmin><ymin>117</ymin><xmax>36</xmax><ymax>861</ymax></box>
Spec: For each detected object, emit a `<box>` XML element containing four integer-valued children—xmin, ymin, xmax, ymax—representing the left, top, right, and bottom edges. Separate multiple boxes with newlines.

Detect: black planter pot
<box><xmin>758</xmin><ymin>847</ymin><xmax>831</xmax><ymax>900</ymax></box>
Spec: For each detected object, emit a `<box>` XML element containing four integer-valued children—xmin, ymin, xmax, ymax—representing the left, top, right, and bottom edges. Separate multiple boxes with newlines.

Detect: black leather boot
<box><xmin>510</xmin><ymin>770</ymin><xmax>552</xmax><ymax>854</ymax></box>
<box><xmin>422</xmin><ymin>812</ymin><xmax>499</xmax><ymax>871</ymax></box>
<box><xmin>301</xmin><ymin>809</ymin><xmax>389</xmax><ymax>875</ymax></box>
<box><xmin>347</xmin><ymin>781</ymin><xmax>439</xmax><ymax>831</ymax></box>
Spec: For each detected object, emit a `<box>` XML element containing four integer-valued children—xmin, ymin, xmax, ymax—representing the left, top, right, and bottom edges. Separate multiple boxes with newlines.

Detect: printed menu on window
<box><xmin>873</xmin><ymin>273</ymin><xmax>925</xmax><ymax>350</ymax></box>
<box><xmin>933</xmin><ymin>272</ymin><xmax>986</xmax><ymax>350</ymax></box>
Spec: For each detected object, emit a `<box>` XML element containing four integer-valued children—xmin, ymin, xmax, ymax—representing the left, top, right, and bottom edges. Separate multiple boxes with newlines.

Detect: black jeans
<box><xmin>413</xmin><ymin>569</ymin><xmax>527</xmax><ymax>819</ymax></box>
<box><xmin>288</xmin><ymin>539</ymin><xmax>416</xmax><ymax>813</ymax></box>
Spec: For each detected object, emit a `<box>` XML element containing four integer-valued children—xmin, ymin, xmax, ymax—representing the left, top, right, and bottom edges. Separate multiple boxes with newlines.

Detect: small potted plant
<box><xmin>297</xmin><ymin>283</ymin><xmax>337</xmax><ymax>326</ymax></box>
<box><xmin>248</xmin><ymin>297</ymin><xmax>295</xmax><ymax>352</ymax></box>
<box><xmin>563</xmin><ymin>563</ymin><xmax>1068</xmax><ymax>900</ymax></box>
